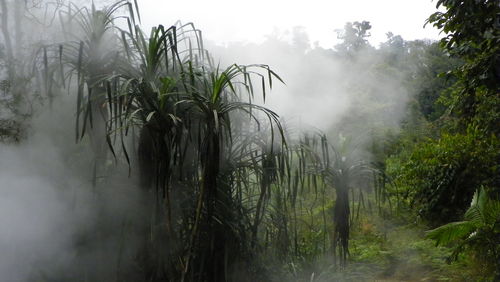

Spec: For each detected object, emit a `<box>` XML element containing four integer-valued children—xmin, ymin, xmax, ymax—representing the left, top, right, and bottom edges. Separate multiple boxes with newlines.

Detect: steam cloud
<box><xmin>208</xmin><ymin>27</ymin><xmax>410</xmax><ymax>137</ymax></box>
<box><xmin>0</xmin><ymin>1</ymin><xmax>415</xmax><ymax>280</ymax></box>
<box><xmin>0</xmin><ymin>94</ymin><xmax>144</xmax><ymax>281</ymax></box>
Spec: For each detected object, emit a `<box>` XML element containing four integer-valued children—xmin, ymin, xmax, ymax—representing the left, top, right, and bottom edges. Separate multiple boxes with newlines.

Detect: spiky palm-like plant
<box><xmin>311</xmin><ymin>134</ymin><xmax>376</xmax><ymax>268</ymax></box>
<box><xmin>175</xmin><ymin>63</ymin><xmax>285</xmax><ymax>281</ymax></box>
<box><xmin>70</xmin><ymin>3</ymin><xmax>286</xmax><ymax>280</ymax></box>
<box><xmin>44</xmin><ymin>1</ymin><xmax>291</xmax><ymax>280</ymax></box>
<box><xmin>55</xmin><ymin>1</ymin><xmax>130</xmax><ymax>186</ymax></box>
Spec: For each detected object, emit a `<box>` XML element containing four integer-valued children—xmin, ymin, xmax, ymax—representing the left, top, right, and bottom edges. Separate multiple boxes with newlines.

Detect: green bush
<box><xmin>395</xmin><ymin>126</ymin><xmax>499</xmax><ymax>223</ymax></box>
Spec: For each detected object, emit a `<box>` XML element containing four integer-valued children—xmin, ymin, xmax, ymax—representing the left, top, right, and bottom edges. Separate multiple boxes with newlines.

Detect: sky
<box><xmin>136</xmin><ymin>0</ymin><xmax>443</xmax><ymax>48</ymax></box>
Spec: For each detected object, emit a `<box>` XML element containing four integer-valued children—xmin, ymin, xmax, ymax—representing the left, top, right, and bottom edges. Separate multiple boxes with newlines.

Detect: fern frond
<box><xmin>426</xmin><ymin>220</ymin><xmax>476</xmax><ymax>246</ymax></box>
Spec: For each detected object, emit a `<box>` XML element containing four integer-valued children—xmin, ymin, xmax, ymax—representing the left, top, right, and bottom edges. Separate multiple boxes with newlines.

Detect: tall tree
<box><xmin>427</xmin><ymin>0</ymin><xmax>500</xmax><ymax>134</ymax></box>
<box><xmin>335</xmin><ymin>21</ymin><xmax>372</xmax><ymax>54</ymax></box>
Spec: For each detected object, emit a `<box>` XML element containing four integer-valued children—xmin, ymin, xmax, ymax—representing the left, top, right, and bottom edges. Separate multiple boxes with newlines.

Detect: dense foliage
<box><xmin>387</xmin><ymin>0</ymin><xmax>500</xmax><ymax>278</ymax></box>
<box><xmin>398</xmin><ymin>127</ymin><xmax>499</xmax><ymax>222</ymax></box>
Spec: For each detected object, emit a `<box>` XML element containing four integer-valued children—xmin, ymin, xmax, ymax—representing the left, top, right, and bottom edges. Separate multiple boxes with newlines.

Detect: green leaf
<box><xmin>426</xmin><ymin>221</ymin><xmax>476</xmax><ymax>246</ymax></box>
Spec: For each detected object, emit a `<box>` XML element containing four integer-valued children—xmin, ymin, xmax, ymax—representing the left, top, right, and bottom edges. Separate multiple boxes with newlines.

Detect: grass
<box><xmin>268</xmin><ymin>206</ymin><xmax>488</xmax><ymax>282</ymax></box>
<box><xmin>344</xmin><ymin>213</ymin><xmax>484</xmax><ymax>281</ymax></box>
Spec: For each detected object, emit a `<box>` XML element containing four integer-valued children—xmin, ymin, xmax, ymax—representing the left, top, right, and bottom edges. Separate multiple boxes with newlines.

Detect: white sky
<box><xmin>136</xmin><ymin>0</ymin><xmax>443</xmax><ymax>48</ymax></box>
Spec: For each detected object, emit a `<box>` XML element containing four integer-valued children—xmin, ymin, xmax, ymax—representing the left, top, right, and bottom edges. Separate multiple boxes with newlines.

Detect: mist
<box><xmin>208</xmin><ymin>26</ymin><xmax>411</xmax><ymax>151</ymax></box>
<box><xmin>0</xmin><ymin>91</ymin><xmax>148</xmax><ymax>280</ymax></box>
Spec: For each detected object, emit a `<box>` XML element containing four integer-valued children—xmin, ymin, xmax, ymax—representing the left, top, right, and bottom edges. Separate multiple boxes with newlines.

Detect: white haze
<box><xmin>0</xmin><ymin>94</ymin><xmax>146</xmax><ymax>281</ymax></box>
<box><xmin>0</xmin><ymin>3</ymin><xmax>145</xmax><ymax>279</ymax></box>
<box><xmin>137</xmin><ymin>0</ymin><xmax>442</xmax><ymax>48</ymax></box>
<box><xmin>137</xmin><ymin>0</ymin><xmax>433</xmax><ymax>138</ymax></box>
<box><xmin>0</xmin><ymin>0</ymin><xmax>429</xmax><ymax>280</ymax></box>
<box><xmin>207</xmin><ymin>30</ymin><xmax>410</xmax><ymax>138</ymax></box>
<box><xmin>0</xmin><ymin>97</ymin><xmax>91</xmax><ymax>281</ymax></box>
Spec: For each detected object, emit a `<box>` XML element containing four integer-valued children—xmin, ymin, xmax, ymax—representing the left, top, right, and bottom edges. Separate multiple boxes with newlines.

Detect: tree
<box><xmin>427</xmin><ymin>0</ymin><xmax>500</xmax><ymax>134</ymax></box>
<box><xmin>335</xmin><ymin>21</ymin><xmax>372</xmax><ymax>54</ymax></box>
<box><xmin>57</xmin><ymin>3</ymin><xmax>289</xmax><ymax>280</ymax></box>
<box><xmin>314</xmin><ymin>134</ymin><xmax>376</xmax><ymax>268</ymax></box>
<box><xmin>399</xmin><ymin>126</ymin><xmax>499</xmax><ymax>223</ymax></box>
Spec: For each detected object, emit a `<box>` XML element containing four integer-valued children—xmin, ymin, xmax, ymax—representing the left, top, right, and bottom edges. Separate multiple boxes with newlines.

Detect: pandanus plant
<box><xmin>55</xmin><ymin>2</ymin><xmax>287</xmax><ymax>280</ymax></box>
<box><xmin>107</xmin><ymin>21</ymin><xmax>287</xmax><ymax>281</ymax></box>
<box><xmin>40</xmin><ymin>0</ymin><xmax>294</xmax><ymax>279</ymax></box>
<box><xmin>255</xmin><ymin>131</ymin><xmax>330</xmax><ymax>261</ymax></box>
<box><xmin>175</xmin><ymin>63</ymin><xmax>286</xmax><ymax>281</ymax></box>
<box><xmin>304</xmin><ymin>133</ymin><xmax>377</xmax><ymax>268</ymax></box>
<box><xmin>54</xmin><ymin>1</ymin><xmax>130</xmax><ymax>185</ymax></box>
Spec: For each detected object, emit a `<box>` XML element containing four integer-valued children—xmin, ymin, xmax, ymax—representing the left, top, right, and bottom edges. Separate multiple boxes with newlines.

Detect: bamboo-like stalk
<box><xmin>0</xmin><ymin>0</ymin><xmax>16</xmax><ymax>79</ymax></box>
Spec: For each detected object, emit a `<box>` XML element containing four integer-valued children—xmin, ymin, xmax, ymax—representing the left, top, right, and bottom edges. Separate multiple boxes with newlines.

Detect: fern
<box><xmin>426</xmin><ymin>187</ymin><xmax>500</xmax><ymax>264</ymax></box>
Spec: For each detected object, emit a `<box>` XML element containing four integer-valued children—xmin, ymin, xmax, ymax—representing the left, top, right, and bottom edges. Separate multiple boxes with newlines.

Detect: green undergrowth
<box><xmin>341</xmin><ymin>213</ymin><xmax>486</xmax><ymax>281</ymax></box>
<box><xmin>276</xmin><ymin>210</ymin><xmax>489</xmax><ymax>282</ymax></box>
